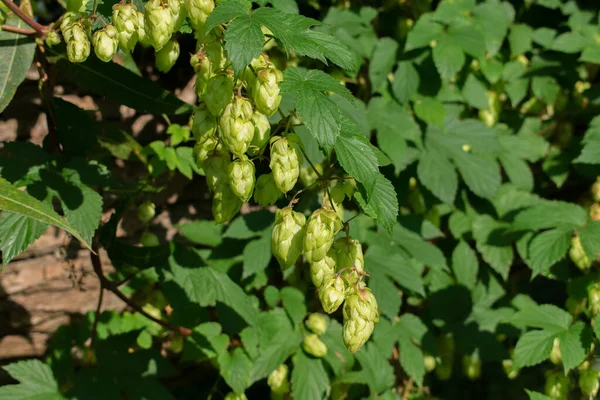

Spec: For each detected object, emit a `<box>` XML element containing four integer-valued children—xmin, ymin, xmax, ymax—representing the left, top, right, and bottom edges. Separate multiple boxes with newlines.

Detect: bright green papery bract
<box><xmin>60</xmin><ymin>12</ymin><xmax>83</xmax><ymax>43</ymax></box>
<box><xmin>254</xmin><ymin>173</ymin><xmax>281</xmax><ymax>207</ymax></box>
<box><xmin>190</xmin><ymin>104</ymin><xmax>216</xmax><ymax>140</ymax></box>
<box><xmin>305</xmin><ymin>313</ymin><xmax>327</xmax><ymax>336</ymax></box>
<box><xmin>303</xmin><ymin>208</ymin><xmax>342</xmax><ymax>264</ymax></box>
<box><xmin>205</xmin><ymin>39</ymin><xmax>227</xmax><ymax>70</ymax></box>
<box><xmin>310</xmin><ymin>254</ymin><xmax>336</xmax><ymax>288</ymax></box>
<box><xmin>589</xmin><ymin>283</ymin><xmax>600</xmax><ymax>315</ymax></box>
<box><xmin>155</xmin><ymin>39</ymin><xmax>180</xmax><ymax>73</ymax></box>
<box><xmin>318</xmin><ymin>274</ymin><xmax>345</xmax><ymax>314</ymax></box>
<box><xmin>302</xmin><ymin>333</ymin><xmax>327</xmax><ymax>358</ymax></box>
<box><xmin>247</xmin><ymin>111</ymin><xmax>270</xmax><ymax>157</ymax></box>
<box><xmin>267</xmin><ymin>364</ymin><xmax>290</xmax><ymax>397</ymax></box>
<box><xmin>342</xmin><ymin>314</ymin><xmax>375</xmax><ymax>353</ymax></box>
<box><xmin>144</xmin><ymin>0</ymin><xmax>174</xmax><ymax>50</ymax></box>
<box><xmin>186</xmin><ymin>0</ymin><xmax>214</xmax><ymax>30</ymax></box>
<box><xmin>269</xmin><ymin>135</ymin><xmax>301</xmax><ymax>194</ymax></box>
<box><xmin>168</xmin><ymin>0</ymin><xmax>187</xmax><ymax>31</ymax></box>
<box><xmin>252</xmin><ymin>65</ymin><xmax>283</xmax><ymax>116</ymax></box>
<box><xmin>220</xmin><ymin>97</ymin><xmax>254</xmax><ymax>156</ymax></box>
<box><xmin>205</xmin><ymin>74</ymin><xmax>234</xmax><ymax>117</ymax></box>
<box><xmin>271</xmin><ymin>206</ymin><xmax>306</xmax><ymax>270</ymax></box>
<box><xmin>570</xmin><ymin>234</ymin><xmax>591</xmax><ymax>271</ymax></box>
<box><xmin>92</xmin><ymin>24</ymin><xmax>118</xmax><ymax>62</ymax></box>
<box><xmin>193</xmin><ymin>135</ymin><xmax>221</xmax><ymax>168</ymax></box>
<box><xmin>66</xmin><ymin>23</ymin><xmax>90</xmax><ymax>63</ymax></box>
<box><xmin>212</xmin><ymin>184</ymin><xmax>242</xmax><ymax>224</ymax></box>
<box><xmin>112</xmin><ymin>3</ymin><xmax>138</xmax><ymax>52</ymax></box>
<box><xmin>45</xmin><ymin>31</ymin><xmax>61</xmax><ymax>46</ymax></box>
<box><xmin>228</xmin><ymin>155</ymin><xmax>255</xmax><ymax>202</ymax></box>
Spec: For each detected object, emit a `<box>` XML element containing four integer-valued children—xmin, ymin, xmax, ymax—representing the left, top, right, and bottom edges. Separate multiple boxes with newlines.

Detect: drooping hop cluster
<box><xmin>342</xmin><ymin>284</ymin><xmax>379</xmax><ymax>352</ymax></box>
<box><xmin>112</xmin><ymin>3</ymin><xmax>138</xmax><ymax>52</ymax></box>
<box><xmin>61</xmin><ymin>13</ymin><xmax>91</xmax><ymax>63</ymax></box>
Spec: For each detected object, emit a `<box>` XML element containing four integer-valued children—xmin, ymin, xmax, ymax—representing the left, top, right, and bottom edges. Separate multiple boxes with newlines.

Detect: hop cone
<box><xmin>203</xmin><ymin>151</ymin><xmax>230</xmax><ymax>192</ymax></box>
<box><xmin>137</xmin><ymin>201</ymin><xmax>156</xmax><ymax>223</ymax></box>
<box><xmin>310</xmin><ymin>254</ymin><xmax>335</xmax><ymax>288</ymax></box>
<box><xmin>343</xmin><ymin>286</ymin><xmax>379</xmax><ymax>323</ymax></box>
<box><xmin>589</xmin><ymin>283</ymin><xmax>600</xmax><ymax>315</ymax></box>
<box><xmin>112</xmin><ymin>3</ymin><xmax>138</xmax><ymax>52</ymax></box>
<box><xmin>193</xmin><ymin>135</ymin><xmax>221</xmax><ymax>168</ymax></box>
<box><xmin>66</xmin><ymin>23</ymin><xmax>90</xmax><ymax>63</ymax></box>
<box><xmin>342</xmin><ymin>315</ymin><xmax>375</xmax><ymax>353</ymax></box>
<box><xmin>60</xmin><ymin>12</ymin><xmax>83</xmax><ymax>43</ymax></box>
<box><xmin>253</xmin><ymin>65</ymin><xmax>283</xmax><ymax>116</ymax></box>
<box><xmin>144</xmin><ymin>0</ymin><xmax>174</xmax><ymax>50</ymax></box>
<box><xmin>247</xmin><ymin>111</ymin><xmax>270</xmax><ymax>157</ymax></box>
<box><xmin>318</xmin><ymin>274</ymin><xmax>346</xmax><ymax>314</ymax></box>
<box><xmin>305</xmin><ymin>313</ymin><xmax>327</xmax><ymax>335</ymax></box>
<box><xmin>220</xmin><ymin>97</ymin><xmax>254</xmax><ymax>156</ymax></box>
<box><xmin>243</xmin><ymin>54</ymin><xmax>269</xmax><ymax>95</ymax></box>
<box><xmin>186</xmin><ymin>0</ymin><xmax>214</xmax><ymax>30</ymax></box>
<box><xmin>302</xmin><ymin>334</ymin><xmax>327</xmax><ymax>358</ymax></box>
<box><xmin>254</xmin><ymin>173</ymin><xmax>281</xmax><ymax>206</ymax></box>
<box><xmin>228</xmin><ymin>155</ymin><xmax>255</xmax><ymax>202</ymax></box>
<box><xmin>205</xmin><ymin>74</ymin><xmax>234</xmax><ymax>116</ymax></box>
<box><xmin>463</xmin><ymin>355</ymin><xmax>482</xmax><ymax>380</ymax></box>
<box><xmin>545</xmin><ymin>372</ymin><xmax>569</xmax><ymax>400</ymax></box>
<box><xmin>212</xmin><ymin>185</ymin><xmax>242</xmax><ymax>224</ymax></box>
<box><xmin>193</xmin><ymin>54</ymin><xmax>212</xmax><ymax>100</ymax></box>
<box><xmin>92</xmin><ymin>24</ymin><xmax>118</xmax><ymax>62</ymax></box>
<box><xmin>190</xmin><ymin>104</ymin><xmax>216</xmax><ymax>140</ymax></box>
<box><xmin>269</xmin><ymin>135</ymin><xmax>301</xmax><ymax>194</ymax></box>
<box><xmin>579</xmin><ymin>369</ymin><xmax>600</xmax><ymax>397</ymax></box>
<box><xmin>304</xmin><ymin>208</ymin><xmax>342</xmax><ymax>264</ymax></box>
<box><xmin>271</xmin><ymin>207</ymin><xmax>306</xmax><ymax>270</ymax></box>
<box><xmin>205</xmin><ymin>40</ymin><xmax>227</xmax><ymax>71</ymax></box>
<box><xmin>169</xmin><ymin>0</ymin><xmax>187</xmax><ymax>31</ymax></box>
<box><xmin>267</xmin><ymin>364</ymin><xmax>289</xmax><ymax>397</ymax></box>
<box><xmin>45</xmin><ymin>31</ymin><xmax>61</xmax><ymax>47</ymax></box>
<box><xmin>155</xmin><ymin>39</ymin><xmax>180</xmax><ymax>73</ymax></box>
<box><xmin>332</xmin><ymin>237</ymin><xmax>364</xmax><ymax>284</ymax></box>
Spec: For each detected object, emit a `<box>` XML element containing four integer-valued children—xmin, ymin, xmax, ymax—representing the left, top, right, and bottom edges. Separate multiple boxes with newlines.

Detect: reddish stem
<box><xmin>1</xmin><ymin>24</ymin><xmax>35</xmax><ymax>35</ymax></box>
<box><xmin>0</xmin><ymin>0</ymin><xmax>45</xmax><ymax>33</ymax></box>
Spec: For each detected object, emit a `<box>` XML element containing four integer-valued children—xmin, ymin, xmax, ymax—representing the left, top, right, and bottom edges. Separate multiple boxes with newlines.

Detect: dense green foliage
<box><xmin>2</xmin><ymin>0</ymin><xmax>600</xmax><ymax>399</ymax></box>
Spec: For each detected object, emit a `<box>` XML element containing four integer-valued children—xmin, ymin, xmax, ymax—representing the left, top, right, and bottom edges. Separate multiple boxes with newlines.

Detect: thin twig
<box><xmin>86</xmin><ymin>283</ymin><xmax>104</xmax><ymax>365</ymax></box>
<box><xmin>1</xmin><ymin>24</ymin><xmax>35</xmax><ymax>34</ymax></box>
<box><xmin>402</xmin><ymin>378</ymin><xmax>414</xmax><ymax>400</ymax></box>
<box><xmin>0</xmin><ymin>0</ymin><xmax>45</xmax><ymax>33</ymax></box>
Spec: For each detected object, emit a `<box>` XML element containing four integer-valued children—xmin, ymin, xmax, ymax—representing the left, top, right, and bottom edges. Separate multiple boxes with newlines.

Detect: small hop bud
<box><xmin>579</xmin><ymin>369</ymin><xmax>600</xmax><ymax>397</ymax></box>
<box><xmin>66</xmin><ymin>23</ymin><xmax>91</xmax><ymax>63</ymax></box>
<box><xmin>228</xmin><ymin>155</ymin><xmax>255</xmax><ymax>202</ymax></box>
<box><xmin>310</xmin><ymin>254</ymin><xmax>336</xmax><ymax>288</ymax></box>
<box><xmin>502</xmin><ymin>359</ymin><xmax>519</xmax><ymax>380</ymax></box>
<box><xmin>318</xmin><ymin>274</ymin><xmax>346</xmax><ymax>314</ymax></box>
<box><xmin>45</xmin><ymin>31</ymin><xmax>61</xmax><ymax>47</ymax></box>
<box><xmin>343</xmin><ymin>285</ymin><xmax>379</xmax><ymax>323</ymax></box>
<box><xmin>342</xmin><ymin>315</ymin><xmax>375</xmax><ymax>353</ymax></box>
<box><xmin>462</xmin><ymin>355</ymin><xmax>482</xmax><ymax>380</ymax></box>
<box><xmin>136</xmin><ymin>11</ymin><xmax>151</xmax><ymax>47</ymax></box>
<box><xmin>224</xmin><ymin>393</ymin><xmax>248</xmax><ymax>400</ymax></box>
<box><xmin>186</xmin><ymin>0</ymin><xmax>214</xmax><ymax>30</ymax></box>
<box><xmin>205</xmin><ymin>74</ymin><xmax>234</xmax><ymax>116</ymax></box>
<box><xmin>589</xmin><ymin>283</ymin><xmax>600</xmax><ymax>316</ymax></box>
<box><xmin>155</xmin><ymin>39</ymin><xmax>180</xmax><ymax>73</ymax></box>
<box><xmin>247</xmin><ymin>111</ymin><xmax>271</xmax><ymax>157</ymax></box>
<box><xmin>424</xmin><ymin>354</ymin><xmax>436</xmax><ymax>372</ymax></box>
<box><xmin>212</xmin><ymin>185</ymin><xmax>242</xmax><ymax>224</ymax></box>
<box><xmin>570</xmin><ymin>235</ymin><xmax>591</xmax><ymax>271</ymax></box>
<box><xmin>267</xmin><ymin>364</ymin><xmax>290</xmax><ymax>396</ymax></box>
<box><xmin>269</xmin><ymin>135</ymin><xmax>301</xmax><ymax>194</ymax></box>
<box><xmin>593</xmin><ymin>178</ymin><xmax>600</xmax><ymax>203</ymax></box>
<box><xmin>549</xmin><ymin>337</ymin><xmax>561</xmax><ymax>365</ymax></box>
<box><xmin>92</xmin><ymin>24</ymin><xmax>118</xmax><ymax>62</ymax></box>
<box><xmin>190</xmin><ymin>104</ymin><xmax>217</xmax><ymax>141</ymax></box>
<box><xmin>253</xmin><ymin>65</ymin><xmax>283</xmax><ymax>116</ymax></box>
<box><xmin>545</xmin><ymin>372</ymin><xmax>569</xmax><ymax>400</ymax></box>
<box><xmin>144</xmin><ymin>0</ymin><xmax>174</xmax><ymax>50</ymax></box>
<box><xmin>193</xmin><ymin>135</ymin><xmax>221</xmax><ymax>168</ymax></box>
<box><xmin>254</xmin><ymin>174</ymin><xmax>281</xmax><ymax>206</ymax></box>
<box><xmin>112</xmin><ymin>3</ymin><xmax>139</xmax><ymax>52</ymax></box>
<box><xmin>332</xmin><ymin>237</ymin><xmax>364</xmax><ymax>284</ymax></box>
<box><xmin>137</xmin><ymin>201</ymin><xmax>156</xmax><ymax>223</ymax></box>
<box><xmin>220</xmin><ymin>97</ymin><xmax>254</xmax><ymax>156</ymax></box>
<box><xmin>304</xmin><ymin>208</ymin><xmax>342</xmax><ymax>264</ymax></box>
<box><xmin>302</xmin><ymin>334</ymin><xmax>327</xmax><ymax>358</ymax></box>
<box><xmin>305</xmin><ymin>313</ymin><xmax>327</xmax><ymax>335</ymax></box>
<box><xmin>271</xmin><ymin>207</ymin><xmax>306</xmax><ymax>270</ymax></box>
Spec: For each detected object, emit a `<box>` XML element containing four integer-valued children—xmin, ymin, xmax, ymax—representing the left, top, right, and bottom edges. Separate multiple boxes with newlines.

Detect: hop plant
<box><xmin>593</xmin><ymin>178</ymin><xmax>600</xmax><ymax>202</ymax></box>
<box><xmin>570</xmin><ymin>234</ymin><xmax>591</xmax><ymax>271</ymax></box>
<box><xmin>302</xmin><ymin>334</ymin><xmax>327</xmax><ymax>358</ymax></box>
<box><xmin>137</xmin><ymin>201</ymin><xmax>156</xmax><ymax>223</ymax></box>
<box><xmin>318</xmin><ymin>274</ymin><xmax>346</xmax><ymax>314</ymax></box>
<box><xmin>271</xmin><ymin>207</ymin><xmax>306</xmax><ymax>270</ymax></box>
<box><xmin>205</xmin><ymin>74</ymin><xmax>234</xmax><ymax>117</ymax></box>
<box><xmin>343</xmin><ymin>285</ymin><xmax>379</xmax><ymax>323</ymax></box>
<box><xmin>332</xmin><ymin>237</ymin><xmax>364</xmax><ymax>284</ymax></box>
<box><xmin>66</xmin><ymin>23</ymin><xmax>91</xmax><ymax>63</ymax></box>
<box><xmin>144</xmin><ymin>0</ymin><xmax>174</xmax><ymax>50</ymax></box>
<box><xmin>112</xmin><ymin>3</ymin><xmax>139</xmax><ymax>52</ymax></box>
<box><xmin>589</xmin><ymin>283</ymin><xmax>600</xmax><ymax>315</ymax></box>
<box><xmin>193</xmin><ymin>135</ymin><xmax>221</xmax><ymax>168</ymax></box>
<box><xmin>253</xmin><ymin>65</ymin><xmax>283</xmax><ymax>116</ymax></box>
<box><xmin>92</xmin><ymin>24</ymin><xmax>118</xmax><ymax>62</ymax></box>
<box><xmin>304</xmin><ymin>208</ymin><xmax>342</xmax><ymax>264</ymax></box>
<box><xmin>155</xmin><ymin>39</ymin><xmax>180</xmax><ymax>73</ymax></box>
<box><xmin>220</xmin><ymin>97</ymin><xmax>254</xmax><ymax>156</ymax></box>
<box><xmin>549</xmin><ymin>338</ymin><xmax>561</xmax><ymax>365</ymax></box>
<box><xmin>60</xmin><ymin>12</ymin><xmax>83</xmax><ymax>43</ymax></box>
<box><xmin>310</xmin><ymin>254</ymin><xmax>336</xmax><ymax>288</ymax></box>
<box><xmin>267</xmin><ymin>364</ymin><xmax>290</xmax><ymax>398</ymax></box>
<box><xmin>300</xmin><ymin>163</ymin><xmax>324</xmax><ymax>187</ymax></box>
<box><xmin>190</xmin><ymin>104</ymin><xmax>216</xmax><ymax>140</ymax></box>
<box><xmin>228</xmin><ymin>155</ymin><xmax>255</xmax><ymax>202</ymax></box>
<box><xmin>254</xmin><ymin>173</ymin><xmax>281</xmax><ymax>206</ymax></box>
<box><xmin>305</xmin><ymin>313</ymin><xmax>327</xmax><ymax>335</ymax></box>
<box><xmin>204</xmin><ymin>38</ymin><xmax>227</xmax><ymax>70</ymax></box>
<box><xmin>247</xmin><ymin>111</ymin><xmax>271</xmax><ymax>157</ymax></box>
<box><xmin>186</xmin><ymin>0</ymin><xmax>214</xmax><ymax>30</ymax></box>
<box><xmin>269</xmin><ymin>135</ymin><xmax>301</xmax><ymax>194</ymax></box>
<box><xmin>244</xmin><ymin>54</ymin><xmax>269</xmax><ymax>93</ymax></box>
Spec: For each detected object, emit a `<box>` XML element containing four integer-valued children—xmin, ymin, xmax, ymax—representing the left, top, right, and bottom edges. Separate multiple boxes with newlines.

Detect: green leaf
<box><xmin>398</xmin><ymin>337</ymin><xmax>425</xmax><ymax>387</ymax></box>
<box><xmin>432</xmin><ymin>35</ymin><xmax>465</xmax><ymax>80</ymax></box>
<box><xmin>369</xmin><ymin>97</ymin><xmax>421</xmax><ymax>145</ymax></box>
<box><xmin>280</xmin><ymin>287</ymin><xmax>307</xmax><ymax>326</ymax></box>
<box><xmin>452</xmin><ymin>241</ymin><xmax>479</xmax><ymax>289</ymax></box>
<box><xmin>354</xmin><ymin>174</ymin><xmax>398</xmax><ymax>234</ymax></box>
<box><xmin>452</xmin><ymin>151</ymin><xmax>501</xmax><ymax>199</ymax></box>
<box><xmin>335</xmin><ymin>130</ymin><xmax>379</xmax><ymax>195</ymax></box>
<box><xmin>417</xmin><ymin>147</ymin><xmax>457</xmax><ymax>204</ymax></box>
<box><xmin>472</xmin><ymin>215</ymin><xmax>513</xmax><ymax>280</ymax></box>
<box><xmin>178</xmin><ymin>220</ymin><xmax>224</xmax><ymax>247</ymax></box>
<box><xmin>510</xmin><ymin>304</ymin><xmax>572</xmax><ymax>332</ymax></box>
<box><xmin>242</xmin><ymin>231</ymin><xmax>272</xmax><ymax>279</ymax></box>
<box><xmin>473</xmin><ymin>2</ymin><xmax>510</xmax><ymax>56</ymax></box>
<box><xmin>0</xmin><ymin>17</ymin><xmax>36</xmax><ymax>113</ymax></box>
<box><xmin>512</xmin><ymin>201</ymin><xmax>587</xmax><ymax>231</ymax></box>
<box><xmin>394</xmin><ymin>225</ymin><xmax>448</xmax><ymax>272</ymax></box>
<box><xmin>557</xmin><ymin>322</ymin><xmax>591</xmax><ymax>372</ymax></box>
<box><xmin>499</xmin><ymin>154</ymin><xmax>534</xmax><ymax>192</ymax></box>
<box><xmin>509</xmin><ymin>24</ymin><xmax>534</xmax><ymax>57</ymax></box>
<box><xmin>413</xmin><ymin>97</ymin><xmax>445</xmax><ymax>128</ymax></box>
<box><xmin>525</xmin><ymin>390</ymin><xmax>552</xmax><ymax>400</ymax></box>
<box><xmin>248</xmin><ymin>331</ymin><xmax>302</xmax><ymax>384</ymax></box>
<box><xmin>205</xmin><ymin>0</ymin><xmax>251</xmax><ymax>31</ymax></box>
<box><xmin>223</xmin><ymin>14</ymin><xmax>264</xmax><ymax>75</ymax></box>
<box><xmin>291</xmin><ymin>350</ymin><xmax>329</xmax><ymax>400</ymax></box>
<box><xmin>527</xmin><ymin>228</ymin><xmax>571</xmax><ymax>276</ymax></box>
<box><xmin>354</xmin><ymin>343</ymin><xmax>395</xmax><ymax>394</ymax></box>
<box><xmin>0</xmin><ymin>360</ymin><xmax>65</xmax><ymax>399</ymax></box>
<box><xmin>0</xmin><ymin>177</ymin><xmax>91</xmax><ymax>252</ymax></box>
<box><xmin>448</xmin><ymin>23</ymin><xmax>486</xmax><ymax>60</ymax></box>
<box><xmin>462</xmin><ymin>74</ymin><xmax>489</xmax><ymax>110</ymax></box>
<box><xmin>392</xmin><ymin>62</ymin><xmax>419</xmax><ymax>104</ymax></box>
<box><xmin>578</xmin><ymin>221</ymin><xmax>600</xmax><ymax>261</ymax></box>
<box><xmin>0</xmin><ymin>212</ymin><xmax>47</xmax><ymax>265</ymax></box>
<box><xmin>219</xmin><ymin>348</ymin><xmax>253</xmax><ymax>394</ymax></box>
<box><xmin>405</xmin><ymin>16</ymin><xmax>443</xmax><ymax>50</ymax></box>
<box><xmin>513</xmin><ymin>329</ymin><xmax>555</xmax><ymax>368</ymax></box>
<box><xmin>580</xmin><ymin>46</ymin><xmax>600</xmax><ymax>64</ymax></box>
<box><xmin>369</xmin><ymin>38</ymin><xmax>398</xmax><ymax>93</ymax></box>
<box><xmin>532</xmin><ymin>27</ymin><xmax>556</xmax><ymax>48</ymax></box>
<box><xmin>365</xmin><ymin>245</ymin><xmax>425</xmax><ymax>296</ymax></box>
<box><xmin>531</xmin><ymin>76</ymin><xmax>560</xmax><ymax>105</ymax></box>
<box><xmin>552</xmin><ymin>32</ymin><xmax>589</xmax><ymax>53</ymax></box>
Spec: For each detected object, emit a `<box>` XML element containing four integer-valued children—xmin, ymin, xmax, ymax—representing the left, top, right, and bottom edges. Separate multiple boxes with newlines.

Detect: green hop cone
<box><xmin>267</xmin><ymin>364</ymin><xmax>289</xmax><ymax>398</ymax></box>
<box><xmin>343</xmin><ymin>315</ymin><xmax>375</xmax><ymax>353</ymax></box>
<box><xmin>271</xmin><ymin>207</ymin><xmax>306</xmax><ymax>270</ymax></box>
<box><xmin>190</xmin><ymin>104</ymin><xmax>216</xmax><ymax>141</ymax></box>
<box><xmin>462</xmin><ymin>355</ymin><xmax>482</xmax><ymax>380</ymax></box>
<box><xmin>589</xmin><ymin>283</ymin><xmax>600</xmax><ymax>315</ymax></box>
<box><xmin>140</xmin><ymin>231</ymin><xmax>160</xmax><ymax>246</ymax></box>
<box><xmin>224</xmin><ymin>393</ymin><xmax>248</xmax><ymax>400</ymax></box>
<box><xmin>60</xmin><ymin>12</ymin><xmax>82</xmax><ymax>43</ymax></box>
<box><xmin>193</xmin><ymin>135</ymin><xmax>221</xmax><ymax>168</ymax></box>
<box><xmin>136</xmin><ymin>11</ymin><xmax>151</xmax><ymax>47</ymax></box>
<box><xmin>168</xmin><ymin>0</ymin><xmax>187</xmax><ymax>31</ymax></box>
<box><xmin>549</xmin><ymin>337</ymin><xmax>561</xmax><ymax>365</ymax></box>
<box><xmin>205</xmin><ymin>74</ymin><xmax>234</xmax><ymax>117</ymax></box>
<box><xmin>254</xmin><ymin>173</ymin><xmax>281</xmax><ymax>206</ymax></box>
<box><xmin>203</xmin><ymin>151</ymin><xmax>230</xmax><ymax>192</ymax></box>
<box><xmin>570</xmin><ymin>234</ymin><xmax>591</xmax><ymax>271</ymax></box>
<box><xmin>545</xmin><ymin>372</ymin><xmax>569</xmax><ymax>400</ymax></box>
<box><xmin>343</xmin><ymin>285</ymin><xmax>379</xmax><ymax>323</ymax></box>
<box><xmin>193</xmin><ymin>54</ymin><xmax>212</xmax><ymax>101</ymax></box>
<box><xmin>592</xmin><ymin>177</ymin><xmax>600</xmax><ymax>203</ymax></box>
<box><xmin>302</xmin><ymin>334</ymin><xmax>327</xmax><ymax>358</ymax></box>
<box><xmin>243</xmin><ymin>54</ymin><xmax>269</xmax><ymax>94</ymax></box>
<box><xmin>112</xmin><ymin>3</ymin><xmax>139</xmax><ymax>52</ymax></box>
<box><xmin>502</xmin><ymin>359</ymin><xmax>519</xmax><ymax>380</ymax></box>
<box><xmin>45</xmin><ymin>31</ymin><xmax>61</xmax><ymax>47</ymax></box>
<box><xmin>332</xmin><ymin>236</ymin><xmax>364</xmax><ymax>285</ymax></box>
<box><xmin>138</xmin><ymin>201</ymin><xmax>156</xmax><ymax>223</ymax></box>
<box><xmin>228</xmin><ymin>155</ymin><xmax>255</xmax><ymax>202</ymax></box>
<box><xmin>269</xmin><ymin>135</ymin><xmax>301</xmax><ymax>194</ymax></box>
<box><xmin>186</xmin><ymin>0</ymin><xmax>214</xmax><ymax>30</ymax></box>
<box><xmin>424</xmin><ymin>354</ymin><xmax>436</xmax><ymax>372</ymax></box>
<box><xmin>253</xmin><ymin>65</ymin><xmax>283</xmax><ymax>116</ymax></box>
<box><xmin>318</xmin><ymin>274</ymin><xmax>346</xmax><ymax>314</ymax></box>
<box><xmin>155</xmin><ymin>39</ymin><xmax>180</xmax><ymax>73</ymax></box>
<box><xmin>436</xmin><ymin>334</ymin><xmax>455</xmax><ymax>380</ymax></box>
<box><xmin>144</xmin><ymin>0</ymin><xmax>174</xmax><ymax>50</ymax></box>
<box><xmin>305</xmin><ymin>313</ymin><xmax>327</xmax><ymax>335</ymax></box>
<box><xmin>92</xmin><ymin>24</ymin><xmax>118</xmax><ymax>62</ymax></box>
<box><xmin>310</xmin><ymin>254</ymin><xmax>336</xmax><ymax>288</ymax></box>
<box><xmin>247</xmin><ymin>111</ymin><xmax>271</xmax><ymax>157</ymax></box>
<box><xmin>220</xmin><ymin>97</ymin><xmax>254</xmax><ymax>156</ymax></box>
<box><xmin>66</xmin><ymin>23</ymin><xmax>91</xmax><ymax>63</ymax></box>
<box><xmin>304</xmin><ymin>208</ymin><xmax>342</xmax><ymax>264</ymax></box>
<box><xmin>212</xmin><ymin>184</ymin><xmax>242</xmax><ymax>224</ymax></box>
<box><xmin>579</xmin><ymin>369</ymin><xmax>600</xmax><ymax>397</ymax></box>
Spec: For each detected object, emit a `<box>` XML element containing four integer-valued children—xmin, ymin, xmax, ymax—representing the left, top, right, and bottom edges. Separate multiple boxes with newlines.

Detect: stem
<box><xmin>1</xmin><ymin>24</ymin><xmax>35</xmax><ymax>34</ymax></box>
<box><xmin>402</xmin><ymin>378</ymin><xmax>414</xmax><ymax>400</ymax></box>
<box><xmin>92</xmin><ymin>0</ymin><xmax>99</xmax><ymax>15</ymax></box>
<box><xmin>297</xmin><ymin>145</ymin><xmax>322</xmax><ymax>179</ymax></box>
<box><xmin>86</xmin><ymin>283</ymin><xmax>104</xmax><ymax>365</ymax></box>
<box><xmin>0</xmin><ymin>0</ymin><xmax>45</xmax><ymax>33</ymax></box>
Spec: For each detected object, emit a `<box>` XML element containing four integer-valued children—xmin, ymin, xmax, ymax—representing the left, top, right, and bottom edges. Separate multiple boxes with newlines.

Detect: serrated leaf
<box><xmin>552</xmin><ymin>32</ymin><xmax>589</xmax><ymax>53</ymax></box>
<box><xmin>452</xmin><ymin>151</ymin><xmax>501</xmax><ymax>199</ymax></box>
<box><xmin>291</xmin><ymin>350</ymin><xmax>329</xmax><ymax>400</ymax></box>
<box><xmin>532</xmin><ymin>76</ymin><xmax>560</xmax><ymax>105</ymax></box>
<box><xmin>369</xmin><ymin>37</ymin><xmax>398</xmax><ymax>93</ymax></box>
<box><xmin>413</xmin><ymin>97</ymin><xmax>445</xmax><ymax>128</ymax></box>
<box><xmin>512</xmin><ymin>201</ymin><xmax>587</xmax><ymax>231</ymax></box>
<box><xmin>0</xmin><ymin>360</ymin><xmax>65</xmax><ymax>399</ymax></box>
<box><xmin>321</xmin><ymin>319</ymin><xmax>355</xmax><ymax>376</ymax></box>
<box><xmin>527</xmin><ymin>228</ymin><xmax>571</xmax><ymax>276</ymax></box>
<box><xmin>280</xmin><ymin>287</ymin><xmax>306</xmax><ymax>326</ymax></box>
<box><xmin>365</xmin><ymin>245</ymin><xmax>424</xmax><ymax>296</ymax></box>
<box><xmin>513</xmin><ymin>329</ymin><xmax>555</xmax><ymax>368</ymax></box>
<box><xmin>405</xmin><ymin>16</ymin><xmax>443</xmax><ymax>50</ymax></box>
<box><xmin>452</xmin><ymin>241</ymin><xmax>479</xmax><ymax>289</ymax></box>
<box><xmin>205</xmin><ymin>0</ymin><xmax>251</xmax><ymax>31</ymax></box>
<box><xmin>0</xmin><ymin>212</ymin><xmax>47</xmax><ymax>265</ymax></box>
<box><xmin>417</xmin><ymin>147</ymin><xmax>457</xmax><ymax>204</ymax></box>
<box><xmin>449</xmin><ymin>23</ymin><xmax>486</xmax><ymax>60</ymax></box>
<box><xmin>335</xmin><ymin>130</ymin><xmax>379</xmax><ymax>195</ymax></box>
<box><xmin>510</xmin><ymin>304</ymin><xmax>572</xmax><ymax>332</ymax></box>
<box><xmin>525</xmin><ymin>390</ymin><xmax>552</xmax><ymax>400</ymax></box>
<box><xmin>579</xmin><ymin>221</ymin><xmax>600</xmax><ymax>262</ymax></box>
<box><xmin>500</xmin><ymin>154</ymin><xmax>534</xmax><ymax>192</ymax></box>
<box><xmin>473</xmin><ymin>2</ymin><xmax>510</xmax><ymax>56</ymax></box>
<box><xmin>392</xmin><ymin>61</ymin><xmax>419</xmax><ymax>104</ymax></box>
<box><xmin>398</xmin><ymin>337</ymin><xmax>425</xmax><ymax>387</ymax></box>
<box><xmin>557</xmin><ymin>322</ymin><xmax>591</xmax><ymax>372</ymax></box>
<box><xmin>223</xmin><ymin>14</ymin><xmax>264</xmax><ymax>75</ymax></box>
<box><xmin>509</xmin><ymin>24</ymin><xmax>534</xmax><ymax>57</ymax></box>
<box><xmin>368</xmin><ymin>96</ymin><xmax>421</xmax><ymax>145</ymax></box>
<box><xmin>59</xmin><ymin>177</ymin><xmax>103</xmax><ymax>246</ymax></box>
<box><xmin>432</xmin><ymin>35</ymin><xmax>465</xmax><ymax>80</ymax></box>
<box><xmin>178</xmin><ymin>220</ymin><xmax>223</xmax><ymax>247</ymax></box>
<box><xmin>354</xmin><ymin>174</ymin><xmax>398</xmax><ymax>234</ymax></box>
<box><xmin>394</xmin><ymin>225</ymin><xmax>448</xmax><ymax>272</ymax></box>
<box><xmin>219</xmin><ymin>348</ymin><xmax>253</xmax><ymax>394</ymax></box>
<box><xmin>242</xmin><ymin>231</ymin><xmax>272</xmax><ymax>278</ymax></box>
<box><xmin>355</xmin><ymin>343</ymin><xmax>395</xmax><ymax>393</ymax></box>
<box><xmin>472</xmin><ymin>215</ymin><xmax>513</xmax><ymax>280</ymax></box>
<box><xmin>462</xmin><ymin>74</ymin><xmax>489</xmax><ymax>110</ymax></box>
<box><xmin>248</xmin><ymin>331</ymin><xmax>302</xmax><ymax>384</ymax></box>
